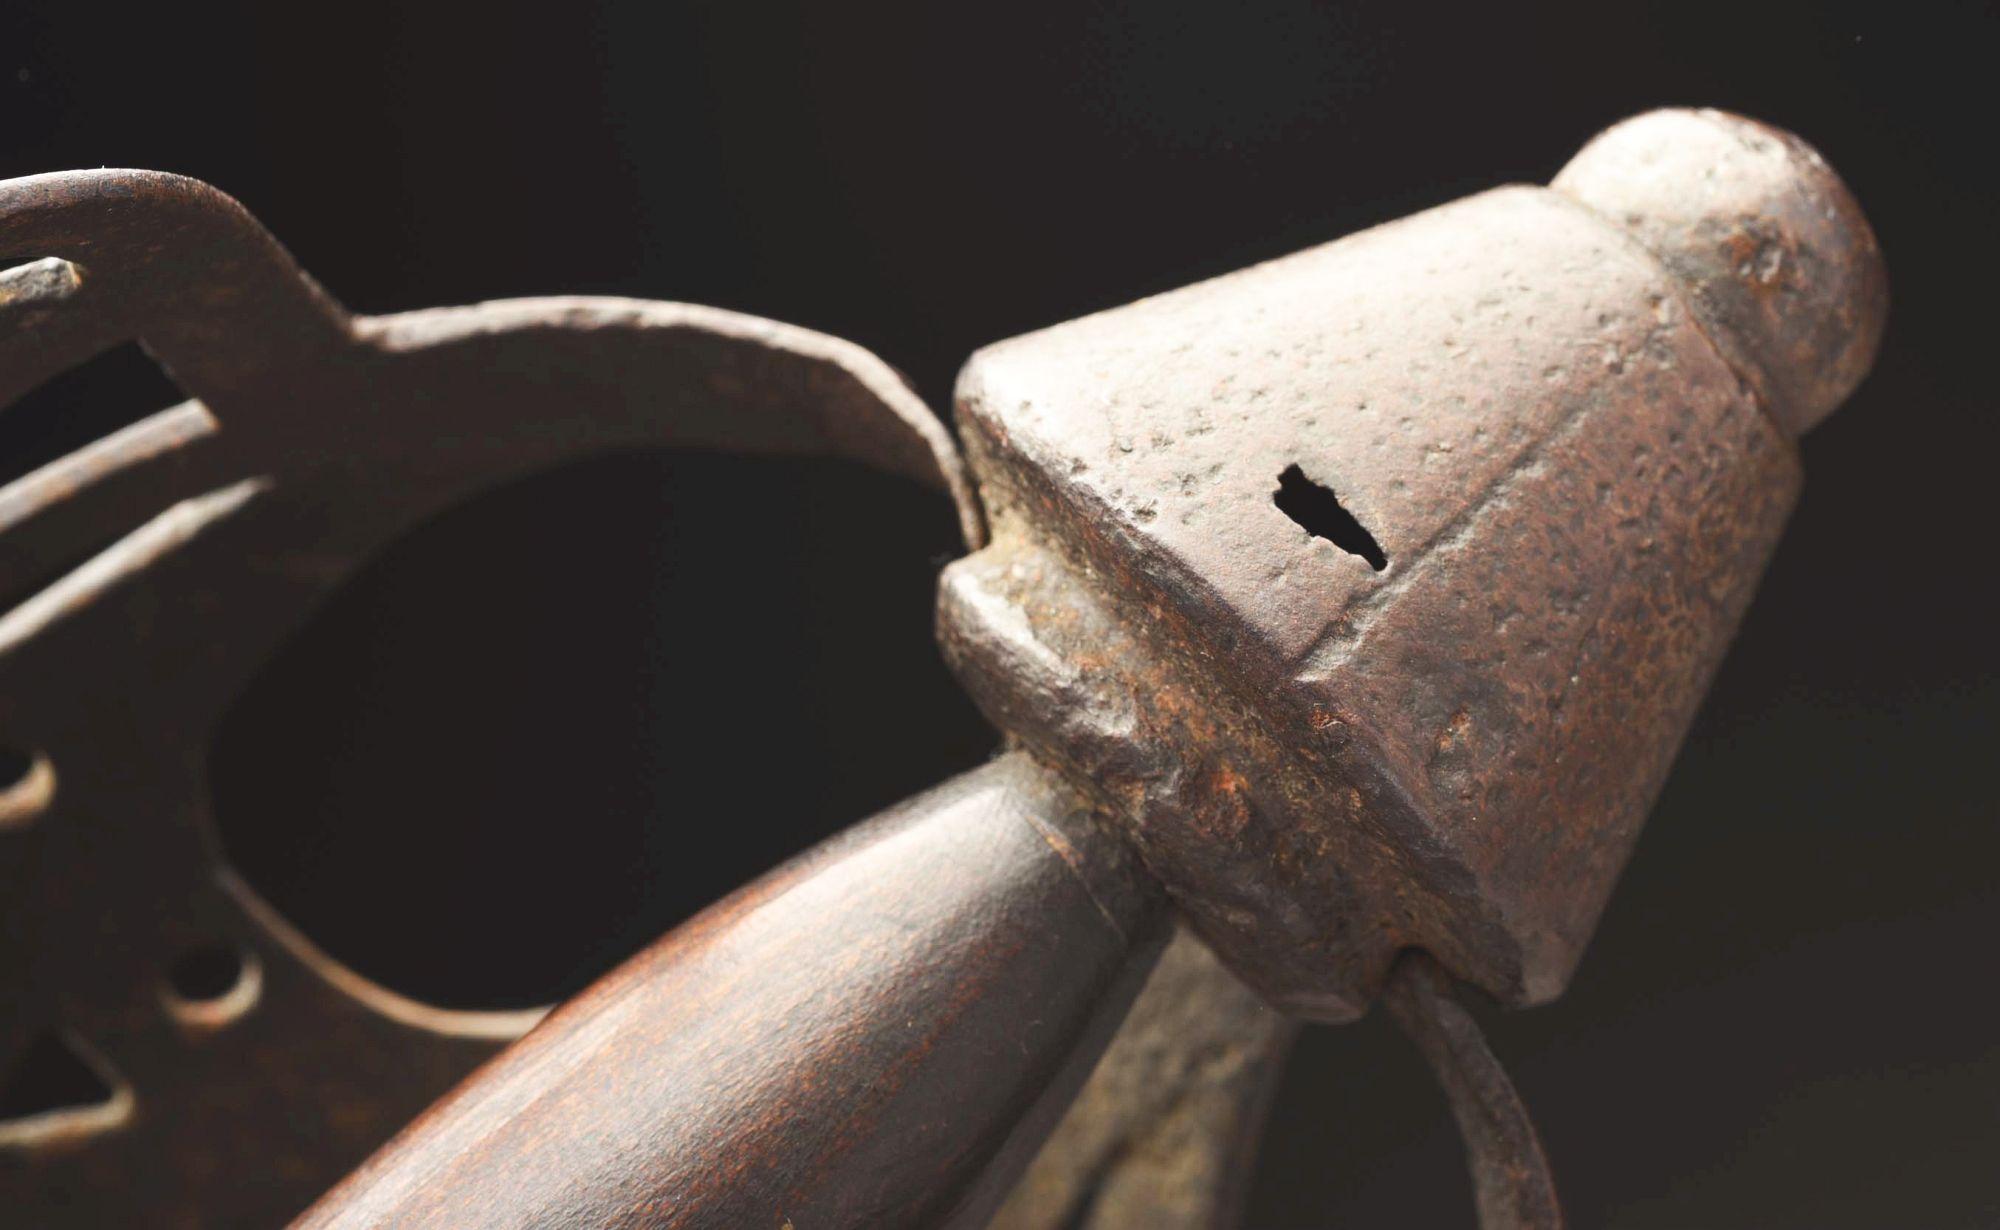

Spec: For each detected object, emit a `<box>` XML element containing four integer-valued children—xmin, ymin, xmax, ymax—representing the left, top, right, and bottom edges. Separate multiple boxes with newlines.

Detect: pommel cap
<box><xmin>1554</xmin><ymin>108</ymin><xmax>1887</xmax><ymax>438</ymax></box>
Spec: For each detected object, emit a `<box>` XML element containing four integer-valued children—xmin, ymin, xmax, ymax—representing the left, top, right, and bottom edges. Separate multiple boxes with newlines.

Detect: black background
<box><xmin>2</xmin><ymin>0</ymin><xmax>1995</xmax><ymax>1224</ymax></box>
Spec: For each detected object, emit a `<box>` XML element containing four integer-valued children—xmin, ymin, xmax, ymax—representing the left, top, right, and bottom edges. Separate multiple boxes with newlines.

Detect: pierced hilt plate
<box><xmin>0</xmin><ymin>169</ymin><xmax>975</xmax><ymax>1226</ymax></box>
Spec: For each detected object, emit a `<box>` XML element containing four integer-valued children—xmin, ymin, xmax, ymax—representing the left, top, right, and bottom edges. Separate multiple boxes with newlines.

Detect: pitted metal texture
<box><xmin>940</xmin><ymin>110</ymin><xmax>1886</xmax><ymax>1016</ymax></box>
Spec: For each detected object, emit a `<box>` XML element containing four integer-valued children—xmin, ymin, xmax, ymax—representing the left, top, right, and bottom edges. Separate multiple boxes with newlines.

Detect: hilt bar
<box><xmin>298</xmin><ymin>107</ymin><xmax>1883</xmax><ymax>1230</ymax></box>
<box><xmin>0</xmin><ymin>108</ymin><xmax>1885</xmax><ymax>1230</ymax></box>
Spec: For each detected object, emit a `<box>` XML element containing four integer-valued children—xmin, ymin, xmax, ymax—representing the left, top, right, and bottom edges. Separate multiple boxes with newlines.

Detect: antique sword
<box><xmin>0</xmin><ymin>108</ymin><xmax>1884</xmax><ymax>1228</ymax></box>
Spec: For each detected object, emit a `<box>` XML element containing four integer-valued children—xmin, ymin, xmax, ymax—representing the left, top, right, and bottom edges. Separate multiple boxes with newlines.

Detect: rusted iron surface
<box><xmin>2</xmin><ymin>107</ymin><xmax>1889</xmax><ymax>1230</ymax></box>
<box><xmin>1384</xmin><ymin>951</ymin><xmax>1562</xmax><ymax>1230</ymax></box>
<box><xmin>992</xmin><ymin>928</ymin><xmax>1297</xmax><ymax>1230</ymax></box>
<box><xmin>0</xmin><ymin>169</ymin><xmax>979</xmax><ymax>1226</ymax></box>
<box><xmin>940</xmin><ymin>108</ymin><xmax>1887</xmax><ymax>1020</ymax></box>
<box><xmin>1550</xmin><ymin>110</ymin><xmax>1888</xmax><ymax>440</ymax></box>
<box><xmin>298</xmin><ymin>108</ymin><xmax>1885</xmax><ymax>1230</ymax></box>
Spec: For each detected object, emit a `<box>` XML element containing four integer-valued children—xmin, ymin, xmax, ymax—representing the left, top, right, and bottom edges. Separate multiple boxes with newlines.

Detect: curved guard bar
<box><xmin>0</xmin><ymin>168</ymin><xmax>986</xmax><ymax>1227</ymax></box>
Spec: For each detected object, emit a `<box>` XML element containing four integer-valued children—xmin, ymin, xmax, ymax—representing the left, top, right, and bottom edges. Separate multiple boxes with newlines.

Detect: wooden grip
<box><xmin>293</xmin><ymin>752</ymin><xmax>1168</xmax><ymax>1229</ymax></box>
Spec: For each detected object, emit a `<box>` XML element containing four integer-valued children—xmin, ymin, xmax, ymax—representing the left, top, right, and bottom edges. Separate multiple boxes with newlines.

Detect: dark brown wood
<box><xmin>3</xmin><ymin>111</ymin><xmax>1892</xmax><ymax>1230</ymax></box>
<box><xmin>293</xmin><ymin>751</ymin><xmax>1167</xmax><ymax>1229</ymax></box>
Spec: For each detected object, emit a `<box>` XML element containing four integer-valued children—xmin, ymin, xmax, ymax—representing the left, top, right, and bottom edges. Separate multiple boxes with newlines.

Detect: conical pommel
<box><xmin>943</xmin><ymin>109</ymin><xmax>1888</xmax><ymax>1019</ymax></box>
<box><xmin>1555</xmin><ymin>108</ymin><xmax>1888</xmax><ymax>438</ymax></box>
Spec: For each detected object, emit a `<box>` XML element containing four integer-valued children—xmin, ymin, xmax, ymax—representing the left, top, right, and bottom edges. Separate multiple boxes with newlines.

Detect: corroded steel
<box><xmin>939</xmin><ymin>109</ymin><xmax>1887</xmax><ymax>1019</ymax></box>
<box><xmin>991</xmin><ymin>929</ymin><xmax>1297</xmax><ymax>1230</ymax></box>
<box><xmin>0</xmin><ymin>170</ymin><xmax>977</xmax><ymax>1227</ymax></box>
<box><xmin>1383</xmin><ymin>951</ymin><xmax>1562</xmax><ymax>1229</ymax></box>
<box><xmin>0</xmin><ymin>107</ymin><xmax>1888</xmax><ymax>1230</ymax></box>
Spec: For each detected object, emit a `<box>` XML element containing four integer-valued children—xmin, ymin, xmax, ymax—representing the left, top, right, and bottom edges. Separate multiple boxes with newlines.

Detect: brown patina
<box><xmin>940</xmin><ymin>109</ymin><xmax>1885</xmax><ymax>1018</ymax></box>
<box><xmin>0</xmin><ymin>109</ymin><xmax>1886</xmax><ymax>1229</ymax></box>
<box><xmin>0</xmin><ymin>169</ymin><xmax>979</xmax><ymax>1227</ymax></box>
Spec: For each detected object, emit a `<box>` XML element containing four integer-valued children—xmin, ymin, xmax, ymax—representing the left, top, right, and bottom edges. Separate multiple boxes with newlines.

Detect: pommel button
<box><xmin>1553</xmin><ymin>108</ymin><xmax>1888</xmax><ymax>438</ymax></box>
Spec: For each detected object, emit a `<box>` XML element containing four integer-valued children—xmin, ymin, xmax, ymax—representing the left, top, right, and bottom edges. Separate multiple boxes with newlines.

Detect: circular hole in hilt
<box><xmin>0</xmin><ymin>748</ymin><xmax>55</xmax><ymax>830</ymax></box>
<box><xmin>160</xmin><ymin>942</ymin><xmax>261</xmax><ymax>1028</ymax></box>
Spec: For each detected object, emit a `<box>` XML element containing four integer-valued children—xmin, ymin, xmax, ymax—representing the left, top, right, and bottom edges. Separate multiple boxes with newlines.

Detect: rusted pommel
<box><xmin>940</xmin><ymin>108</ymin><xmax>1886</xmax><ymax>1019</ymax></box>
<box><xmin>282</xmin><ymin>108</ymin><xmax>1883</xmax><ymax>1230</ymax></box>
<box><xmin>1553</xmin><ymin>109</ymin><xmax>1888</xmax><ymax>439</ymax></box>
